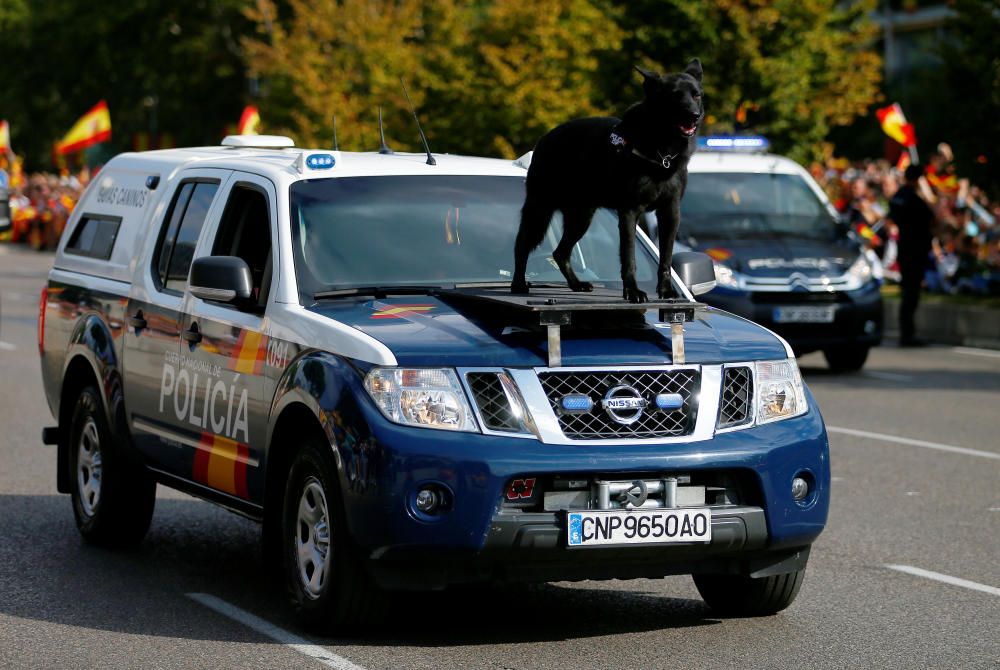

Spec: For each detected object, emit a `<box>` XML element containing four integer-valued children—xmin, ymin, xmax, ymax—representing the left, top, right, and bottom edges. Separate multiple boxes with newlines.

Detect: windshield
<box><xmin>678</xmin><ymin>172</ymin><xmax>837</xmax><ymax>243</ymax></box>
<box><xmin>289</xmin><ymin>175</ymin><xmax>660</xmax><ymax>301</ymax></box>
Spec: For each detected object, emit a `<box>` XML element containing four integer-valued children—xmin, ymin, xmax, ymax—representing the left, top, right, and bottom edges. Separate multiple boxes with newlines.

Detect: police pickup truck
<box><xmin>39</xmin><ymin>135</ymin><xmax>829</xmax><ymax>631</ymax></box>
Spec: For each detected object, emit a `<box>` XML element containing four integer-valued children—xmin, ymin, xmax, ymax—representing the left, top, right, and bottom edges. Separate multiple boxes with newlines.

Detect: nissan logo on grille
<box><xmin>602</xmin><ymin>385</ymin><xmax>647</xmax><ymax>425</ymax></box>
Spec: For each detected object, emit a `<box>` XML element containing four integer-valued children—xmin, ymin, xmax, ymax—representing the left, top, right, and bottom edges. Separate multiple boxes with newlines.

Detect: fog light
<box><xmin>864</xmin><ymin>320</ymin><xmax>877</xmax><ymax>335</ymax></box>
<box><xmin>791</xmin><ymin>476</ymin><xmax>809</xmax><ymax>501</ymax></box>
<box><xmin>415</xmin><ymin>488</ymin><xmax>439</xmax><ymax>513</ymax></box>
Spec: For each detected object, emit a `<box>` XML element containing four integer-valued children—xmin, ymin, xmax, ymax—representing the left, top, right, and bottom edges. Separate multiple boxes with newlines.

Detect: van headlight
<box><xmin>364</xmin><ymin>368</ymin><xmax>478</xmax><ymax>432</ymax></box>
<box><xmin>714</xmin><ymin>263</ymin><xmax>741</xmax><ymax>289</ymax></box>
<box><xmin>755</xmin><ymin>359</ymin><xmax>808</xmax><ymax>424</ymax></box>
<box><xmin>846</xmin><ymin>253</ymin><xmax>874</xmax><ymax>286</ymax></box>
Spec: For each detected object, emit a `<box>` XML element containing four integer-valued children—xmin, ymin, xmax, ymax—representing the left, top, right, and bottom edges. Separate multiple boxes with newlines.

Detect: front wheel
<box><xmin>823</xmin><ymin>346</ymin><xmax>870</xmax><ymax>372</ymax></box>
<box><xmin>282</xmin><ymin>438</ymin><xmax>381</xmax><ymax>632</ymax></box>
<box><xmin>68</xmin><ymin>386</ymin><xmax>156</xmax><ymax>546</ymax></box>
<box><xmin>693</xmin><ymin>569</ymin><xmax>806</xmax><ymax>617</ymax></box>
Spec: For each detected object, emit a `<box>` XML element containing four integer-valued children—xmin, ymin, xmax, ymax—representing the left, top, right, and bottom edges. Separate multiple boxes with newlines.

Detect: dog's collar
<box><xmin>610</xmin><ymin>126</ymin><xmax>679</xmax><ymax>170</ymax></box>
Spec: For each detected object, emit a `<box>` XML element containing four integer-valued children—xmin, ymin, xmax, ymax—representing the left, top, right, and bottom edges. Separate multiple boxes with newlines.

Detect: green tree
<box><xmin>939</xmin><ymin>0</ymin><xmax>1000</xmax><ymax>196</ymax></box>
<box><xmin>242</xmin><ymin>0</ymin><xmax>622</xmax><ymax>157</ymax></box>
<box><xmin>0</xmin><ymin>0</ymin><xmax>251</xmax><ymax>168</ymax></box>
<box><xmin>604</xmin><ymin>0</ymin><xmax>882</xmax><ymax>163</ymax></box>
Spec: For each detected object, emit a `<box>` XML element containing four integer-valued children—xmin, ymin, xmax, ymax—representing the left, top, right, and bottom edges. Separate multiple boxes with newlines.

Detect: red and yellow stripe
<box><xmin>229</xmin><ymin>329</ymin><xmax>266</xmax><ymax>374</ymax></box>
<box><xmin>371</xmin><ymin>304</ymin><xmax>435</xmax><ymax>319</ymax></box>
<box><xmin>193</xmin><ymin>433</ymin><xmax>250</xmax><ymax>499</ymax></box>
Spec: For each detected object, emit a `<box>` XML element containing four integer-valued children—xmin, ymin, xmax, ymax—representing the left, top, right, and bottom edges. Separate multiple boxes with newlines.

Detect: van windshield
<box><xmin>289</xmin><ymin>175</ymin><xmax>660</xmax><ymax>302</ymax></box>
<box><xmin>679</xmin><ymin>172</ymin><xmax>837</xmax><ymax>243</ymax></box>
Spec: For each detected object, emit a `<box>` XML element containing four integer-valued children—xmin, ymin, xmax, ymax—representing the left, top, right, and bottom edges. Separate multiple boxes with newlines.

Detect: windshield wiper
<box><xmin>313</xmin><ymin>284</ymin><xmax>448</xmax><ymax>300</ymax></box>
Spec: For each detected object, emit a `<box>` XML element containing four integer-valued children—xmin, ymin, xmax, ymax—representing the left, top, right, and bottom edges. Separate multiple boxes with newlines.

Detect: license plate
<box><xmin>773</xmin><ymin>305</ymin><xmax>835</xmax><ymax>323</ymax></box>
<box><xmin>566</xmin><ymin>508</ymin><xmax>712</xmax><ymax>547</ymax></box>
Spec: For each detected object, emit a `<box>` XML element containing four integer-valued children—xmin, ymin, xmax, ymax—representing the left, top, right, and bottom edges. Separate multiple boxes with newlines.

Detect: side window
<box><xmin>151</xmin><ymin>181</ymin><xmax>219</xmax><ymax>293</ymax></box>
<box><xmin>211</xmin><ymin>184</ymin><xmax>273</xmax><ymax>308</ymax></box>
<box><xmin>65</xmin><ymin>215</ymin><xmax>121</xmax><ymax>260</ymax></box>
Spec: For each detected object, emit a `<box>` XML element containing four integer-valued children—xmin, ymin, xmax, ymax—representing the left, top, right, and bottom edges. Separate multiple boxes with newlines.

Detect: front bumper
<box><xmin>336</xmin><ymin>376</ymin><xmax>830</xmax><ymax>587</ymax></box>
<box><xmin>704</xmin><ymin>282</ymin><xmax>883</xmax><ymax>354</ymax></box>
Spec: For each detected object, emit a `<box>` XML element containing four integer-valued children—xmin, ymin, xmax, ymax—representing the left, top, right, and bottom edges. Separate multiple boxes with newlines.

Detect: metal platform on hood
<box><xmin>438</xmin><ymin>285</ymin><xmax>704</xmax><ymax>367</ymax></box>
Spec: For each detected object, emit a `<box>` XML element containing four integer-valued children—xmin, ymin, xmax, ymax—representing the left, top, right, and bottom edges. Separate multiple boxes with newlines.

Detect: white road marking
<box><xmin>886</xmin><ymin>565</ymin><xmax>1000</xmax><ymax>598</ymax></box>
<box><xmin>862</xmin><ymin>370</ymin><xmax>912</xmax><ymax>382</ymax></box>
<box><xmin>0</xmin><ymin>341</ymin><xmax>16</xmax><ymax>351</ymax></box>
<box><xmin>951</xmin><ymin>346</ymin><xmax>1000</xmax><ymax>359</ymax></box>
<box><xmin>186</xmin><ymin>593</ymin><xmax>367</xmax><ymax>670</ymax></box>
<box><xmin>827</xmin><ymin>426</ymin><xmax>1000</xmax><ymax>460</ymax></box>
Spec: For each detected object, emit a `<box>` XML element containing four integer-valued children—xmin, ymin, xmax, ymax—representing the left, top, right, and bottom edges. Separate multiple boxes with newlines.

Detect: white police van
<box><xmin>39</xmin><ymin>135</ymin><xmax>830</xmax><ymax>631</ymax></box>
<box><xmin>669</xmin><ymin>137</ymin><xmax>883</xmax><ymax>371</ymax></box>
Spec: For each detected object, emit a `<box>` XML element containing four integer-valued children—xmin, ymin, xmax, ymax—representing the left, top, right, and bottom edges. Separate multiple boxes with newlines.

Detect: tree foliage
<box><xmin>0</xmin><ymin>0</ymin><xmax>885</xmax><ymax>167</ymax></box>
<box><xmin>0</xmin><ymin>0</ymin><xmax>250</xmax><ymax>167</ymax></box>
<box><xmin>938</xmin><ymin>0</ymin><xmax>1000</xmax><ymax>195</ymax></box>
<box><xmin>242</xmin><ymin>0</ymin><xmax>622</xmax><ymax>157</ymax></box>
<box><xmin>603</xmin><ymin>0</ymin><xmax>882</xmax><ymax>164</ymax></box>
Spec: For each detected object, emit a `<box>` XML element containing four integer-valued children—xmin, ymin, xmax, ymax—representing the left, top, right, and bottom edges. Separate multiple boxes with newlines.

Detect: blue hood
<box><xmin>309</xmin><ymin>296</ymin><xmax>787</xmax><ymax>366</ymax></box>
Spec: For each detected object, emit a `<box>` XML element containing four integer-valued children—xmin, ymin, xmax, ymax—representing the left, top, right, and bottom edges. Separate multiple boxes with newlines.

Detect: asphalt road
<box><xmin>1</xmin><ymin>243</ymin><xmax>997</xmax><ymax>670</ymax></box>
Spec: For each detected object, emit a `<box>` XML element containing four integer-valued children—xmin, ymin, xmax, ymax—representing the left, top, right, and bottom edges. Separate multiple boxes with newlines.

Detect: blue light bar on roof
<box><xmin>697</xmin><ymin>136</ymin><xmax>770</xmax><ymax>151</ymax></box>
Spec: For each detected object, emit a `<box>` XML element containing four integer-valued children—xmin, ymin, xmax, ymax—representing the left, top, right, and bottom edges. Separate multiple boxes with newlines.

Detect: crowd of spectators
<box><xmin>809</xmin><ymin>144</ymin><xmax>1000</xmax><ymax>296</ymax></box>
<box><xmin>1</xmin><ymin>157</ymin><xmax>90</xmax><ymax>250</ymax></box>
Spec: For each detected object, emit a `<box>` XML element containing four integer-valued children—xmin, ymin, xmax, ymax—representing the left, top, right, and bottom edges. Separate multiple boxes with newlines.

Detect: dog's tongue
<box><xmin>680</xmin><ymin>122</ymin><xmax>698</xmax><ymax>136</ymax></box>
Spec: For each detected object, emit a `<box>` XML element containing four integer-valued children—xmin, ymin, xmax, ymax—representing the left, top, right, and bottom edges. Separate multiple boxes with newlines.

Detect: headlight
<box><xmin>846</xmin><ymin>254</ymin><xmax>873</xmax><ymax>286</ymax></box>
<box><xmin>755</xmin><ymin>358</ymin><xmax>808</xmax><ymax>424</ymax></box>
<box><xmin>714</xmin><ymin>262</ymin><xmax>741</xmax><ymax>289</ymax></box>
<box><xmin>364</xmin><ymin>368</ymin><xmax>478</xmax><ymax>432</ymax></box>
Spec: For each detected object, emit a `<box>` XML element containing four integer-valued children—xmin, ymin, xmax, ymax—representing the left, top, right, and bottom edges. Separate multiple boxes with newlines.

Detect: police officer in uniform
<box><xmin>888</xmin><ymin>164</ymin><xmax>935</xmax><ymax>346</ymax></box>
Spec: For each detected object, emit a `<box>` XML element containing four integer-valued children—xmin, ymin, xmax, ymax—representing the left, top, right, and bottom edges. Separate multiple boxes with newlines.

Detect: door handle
<box><xmin>181</xmin><ymin>323</ymin><xmax>202</xmax><ymax>344</ymax></box>
<box><xmin>127</xmin><ymin>311</ymin><xmax>147</xmax><ymax>330</ymax></box>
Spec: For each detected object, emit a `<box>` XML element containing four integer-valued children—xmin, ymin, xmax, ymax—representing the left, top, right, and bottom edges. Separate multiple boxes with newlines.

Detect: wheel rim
<box><xmin>76</xmin><ymin>417</ymin><xmax>102</xmax><ymax>517</ymax></box>
<box><xmin>295</xmin><ymin>477</ymin><xmax>332</xmax><ymax>599</ymax></box>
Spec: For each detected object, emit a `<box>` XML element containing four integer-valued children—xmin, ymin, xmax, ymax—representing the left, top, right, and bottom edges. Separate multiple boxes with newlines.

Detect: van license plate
<box><xmin>773</xmin><ymin>306</ymin><xmax>835</xmax><ymax>323</ymax></box>
<box><xmin>566</xmin><ymin>508</ymin><xmax>711</xmax><ymax>547</ymax></box>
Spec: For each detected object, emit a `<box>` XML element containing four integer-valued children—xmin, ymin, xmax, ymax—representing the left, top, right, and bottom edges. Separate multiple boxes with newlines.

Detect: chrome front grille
<box><xmin>538</xmin><ymin>370</ymin><xmax>699</xmax><ymax>439</ymax></box>
<box><xmin>466</xmin><ymin>372</ymin><xmax>521</xmax><ymax>432</ymax></box>
<box><xmin>718</xmin><ymin>366</ymin><xmax>753</xmax><ymax>429</ymax></box>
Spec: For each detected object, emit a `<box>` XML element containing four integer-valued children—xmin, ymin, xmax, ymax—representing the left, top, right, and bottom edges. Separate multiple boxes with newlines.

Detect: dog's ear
<box><xmin>684</xmin><ymin>58</ymin><xmax>703</xmax><ymax>82</ymax></box>
<box><xmin>634</xmin><ymin>65</ymin><xmax>663</xmax><ymax>96</ymax></box>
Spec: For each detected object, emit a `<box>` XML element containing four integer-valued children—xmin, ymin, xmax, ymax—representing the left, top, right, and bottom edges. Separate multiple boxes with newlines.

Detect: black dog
<box><xmin>511</xmin><ymin>59</ymin><xmax>704</xmax><ymax>303</ymax></box>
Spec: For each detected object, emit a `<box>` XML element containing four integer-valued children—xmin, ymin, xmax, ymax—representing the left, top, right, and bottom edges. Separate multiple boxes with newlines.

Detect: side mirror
<box><xmin>189</xmin><ymin>256</ymin><xmax>253</xmax><ymax>304</ymax></box>
<box><xmin>671</xmin><ymin>251</ymin><xmax>716</xmax><ymax>296</ymax></box>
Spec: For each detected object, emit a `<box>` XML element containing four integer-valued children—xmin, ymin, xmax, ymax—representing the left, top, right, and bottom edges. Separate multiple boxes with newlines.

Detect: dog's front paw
<box><xmin>510</xmin><ymin>280</ymin><xmax>529</xmax><ymax>295</ymax></box>
<box><xmin>656</xmin><ymin>283</ymin><xmax>677</xmax><ymax>299</ymax></box>
<box><xmin>623</xmin><ymin>286</ymin><xmax>648</xmax><ymax>303</ymax></box>
<box><xmin>570</xmin><ymin>281</ymin><xmax>594</xmax><ymax>293</ymax></box>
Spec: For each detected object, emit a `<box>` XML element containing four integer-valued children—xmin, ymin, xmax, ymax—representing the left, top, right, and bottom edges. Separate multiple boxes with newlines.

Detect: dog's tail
<box><xmin>515</xmin><ymin>199</ymin><xmax>555</xmax><ymax>256</ymax></box>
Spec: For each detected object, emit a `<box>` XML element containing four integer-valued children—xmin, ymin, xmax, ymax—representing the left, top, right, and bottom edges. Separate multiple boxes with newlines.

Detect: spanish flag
<box><xmin>193</xmin><ymin>432</ymin><xmax>250</xmax><ymax>499</ymax></box>
<box><xmin>876</xmin><ymin>103</ymin><xmax>916</xmax><ymax>148</ymax></box>
<box><xmin>237</xmin><ymin>105</ymin><xmax>260</xmax><ymax>135</ymax></box>
<box><xmin>0</xmin><ymin>120</ymin><xmax>10</xmax><ymax>152</ymax></box>
<box><xmin>56</xmin><ymin>100</ymin><xmax>112</xmax><ymax>155</ymax></box>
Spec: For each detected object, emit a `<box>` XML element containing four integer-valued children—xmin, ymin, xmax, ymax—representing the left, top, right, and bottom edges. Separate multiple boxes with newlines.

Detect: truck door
<box><xmin>174</xmin><ymin>174</ymin><xmax>277</xmax><ymax>504</ymax></box>
<box><xmin>124</xmin><ymin>170</ymin><xmax>228</xmax><ymax>468</ymax></box>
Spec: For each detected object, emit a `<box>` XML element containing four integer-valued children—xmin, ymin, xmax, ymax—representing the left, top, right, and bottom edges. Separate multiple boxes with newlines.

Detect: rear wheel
<box><xmin>693</xmin><ymin>569</ymin><xmax>806</xmax><ymax>617</ymax></box>
<box><xmin>282</xmin><ymin>437</ymin><xmax>381</xmax><ymax>632</ymax></box>
<box><xmin>68</xmin><ymin>386</ymin><xmax>156</xmax><ymax>546</ymax></box>
<box><xmin>823</xmin><ymin>346</ymin><xmax>869</xmax><ymax>372</ymax></box>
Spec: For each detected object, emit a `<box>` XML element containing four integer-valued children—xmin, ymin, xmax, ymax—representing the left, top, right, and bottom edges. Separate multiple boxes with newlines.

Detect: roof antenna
<box><xmin>377</xmin><ymin>107</ymin><xmax>393</xmax><ymax>154</ymax></box>
<box><xmin>400</xmin><ymin>77</ymin><xmax>436</xmax><ymax>166</ymax></box>
<box><xmin>331</xmin><ymin>115</ymin><xmax>339</xmax><ymax>151</ymax></box>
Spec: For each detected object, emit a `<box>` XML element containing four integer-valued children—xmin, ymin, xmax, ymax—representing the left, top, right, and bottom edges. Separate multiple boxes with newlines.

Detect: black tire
<box><xmin>282</xmin><ymin>437</ymin><xmax>381</xmax><ymax>633</ymax></box>
<box><xmin>693</xmin><ymin>569</ymin><xmax>806</xmax><ymax>617</ymax></box>
<box><xmin>823</xmin><ymin>346</ymin><xmax>870</xmax><ymax>372</ymax></box>
<box><xmin>68</xmin><ymin>386</ymin><xmax>156</xmax><ymax>547</ymax></box>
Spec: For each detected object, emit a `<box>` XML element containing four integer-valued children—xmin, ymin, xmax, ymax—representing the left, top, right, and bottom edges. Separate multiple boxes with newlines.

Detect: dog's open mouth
<box><xmin>679</xmin><ymin>119</ymin><xmax>699</xmax><ymax>136</ymax></box>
